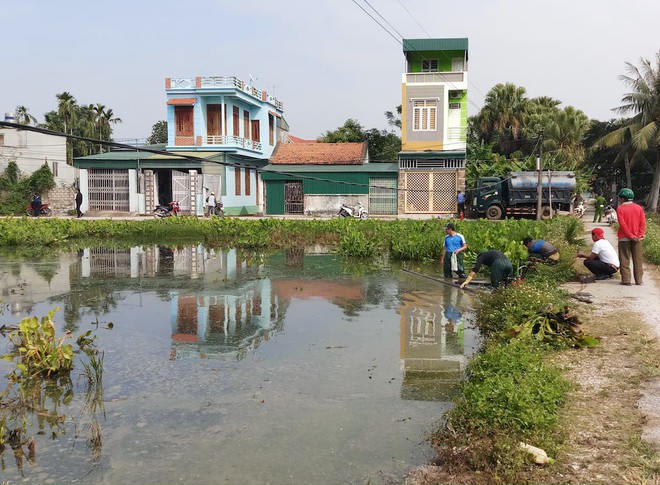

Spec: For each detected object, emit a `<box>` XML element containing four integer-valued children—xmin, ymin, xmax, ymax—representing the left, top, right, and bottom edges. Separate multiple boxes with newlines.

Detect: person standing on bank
<box><xmin>577</xmin><ymin>228</ymin><xmax>619</xmax><ymax>280</ymax></box>
<box><xmin>593</xmin><ymin>194</ymin><xmax>606</xmax><ymax>223</ymax></box>
<box><xmin>460</xmin><ymin>250</ymin><xmax>513</xmax><ymax>289</ymax></box>
<box><xmin>206</xmin><ymin>191</ymin><xmax>217</xmax><ymax>217</ymax></box>
<box><xmin>440</xmin><ymin>223</ymin><xmax>468</xmax><ymax>280</ymax></box>
<box><xmin>75</xmin><ymin>189</ymin><xmax>83</xmax><ymax>218</ymax></box>
<box><xmin>616</xmin><ymin>188</ymin><xmax>646</xmax><ymax>285</ymax></box>
<box><xmin>457</xmin><ymin>190</ymin><xmax>466</xmax><ymax>218</ymax></box>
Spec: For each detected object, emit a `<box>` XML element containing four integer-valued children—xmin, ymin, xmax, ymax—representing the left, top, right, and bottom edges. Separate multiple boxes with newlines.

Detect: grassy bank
<box><xmin>428</xmin><ymin>217</ymin><xmax>588</xmax><ymax>483</ymax></box>
<box><xmin>644</xmin><ymin>213</ymin><xmax>660</xmax><ymax>265</ymax></box>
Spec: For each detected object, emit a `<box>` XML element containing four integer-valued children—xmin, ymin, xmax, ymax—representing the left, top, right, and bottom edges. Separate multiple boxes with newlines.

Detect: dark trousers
<box><xmin>583</xmin><ymin>259</ymin><xmax>617</xmax><ymax>278</ymax></box>
<box><xmin>458</xmin><ymin>202</ymin><xmax>465</xmax><ymax>216</ymax></box>
<box><xmin>76</xmin><ymin>203</ymin><xmax>82</xmax><ymax>217</ymax></box>
<box><xmin>443</xmin><ymin>252</ymin><xmax>466</xmax><ymax>279</ymax></box>
<box><xmin>619</xmin><ymin>240</ymin><xmax>644</xmax><ymax>284</ymax></box>
<box><xmin>490</xmin><ymin>258</ymin><xmax>513</xmax><ymax>288</ymax></box>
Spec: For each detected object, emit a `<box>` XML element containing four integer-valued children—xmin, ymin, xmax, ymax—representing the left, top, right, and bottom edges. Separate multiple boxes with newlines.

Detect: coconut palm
<box><xmin>15</xmin><ymin>106</ymin><xmax>38</xmax><ymax>125</ymax></box>
<box><xmin>476</xmin><ymin>83</ymin><xmax>529</xmax><ymax>156</ymax></box>
<box><xmin>601</xmin><ymin>52</ymin><xmax>660</xmax><ymax>210</ymax></box>
<box><xmin>56</xmin><ymin>92</ymin><xmax>77</xmax><ymax>135</ymax></box>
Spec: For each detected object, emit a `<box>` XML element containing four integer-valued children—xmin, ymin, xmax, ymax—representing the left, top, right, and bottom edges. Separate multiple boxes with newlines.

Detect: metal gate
<box><xmin>173</xmin><ymin>169</ymin><xmax>191</xmax><ymax>213</ymax></box>
<box><xmin>88</xmin><ymin>169</ymin><xmax>130</xmax><ymax>211</ymax></box>
<box><xmin>403</xmin><ymin>171</ymin><xmax>457</xmax><ymax>213</ymax></box>
<box><xmin>369</xmin><ymin>177</ymin><xmax>398</xmax><ymax>215</ymax></box>
<box><xmin>284</xmin><ymin>181</ymin><xmax>303</xmax><ymax>214</ymax></box>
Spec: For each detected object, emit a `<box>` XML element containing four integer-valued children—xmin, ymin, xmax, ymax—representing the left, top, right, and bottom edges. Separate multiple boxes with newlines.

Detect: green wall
<box><xmin>408</xmin><ymin>50</ymin><xmax>466</xmax><ymax>72</ymax></box>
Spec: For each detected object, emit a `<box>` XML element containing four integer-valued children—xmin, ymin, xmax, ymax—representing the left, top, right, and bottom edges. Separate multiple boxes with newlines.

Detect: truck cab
<box><xmin>473</xmin><ymin>177</ymin><xmax>505</xmax><ymax>220</ymax></box>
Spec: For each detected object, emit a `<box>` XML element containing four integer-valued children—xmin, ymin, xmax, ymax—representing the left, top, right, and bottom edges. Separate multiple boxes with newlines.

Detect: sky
<box><xmin>3</xmin><ymin>0</ymin><xmax>659</xmax><ymax>142</ymax></box>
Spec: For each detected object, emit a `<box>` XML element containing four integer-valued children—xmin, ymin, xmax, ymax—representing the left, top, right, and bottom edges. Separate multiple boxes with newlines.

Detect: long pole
<box><xmin>536</xmin><ymin>129</ymin><xmax>544</xmax><ymax>220</ymax></box>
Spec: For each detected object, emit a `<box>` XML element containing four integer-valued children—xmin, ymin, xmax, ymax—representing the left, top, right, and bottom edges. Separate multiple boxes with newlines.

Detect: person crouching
<box><xmin>576</xmin><ymin>228</ymin><xmax>619</xmax><ymax>280</ymax></box>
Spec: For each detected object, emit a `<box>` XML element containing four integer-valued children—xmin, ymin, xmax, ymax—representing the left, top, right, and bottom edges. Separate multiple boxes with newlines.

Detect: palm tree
<box><xmin>15</xmin><ymin>106</ymin><xmax>38</xmax><ymax>125</ymax></box>
<box><xmin>476</xmin><ymin>83</ymin><xmax>529</xmax><ymax>156</ymax></box>
<box><xmin>602</xmin><ymin>52</ymin><xmax>660</xmax><ymax>210</ymax></box>
<box><xmin>544</xmin><ymin>106</ymin><xmax>591</xmax><ymax>165</ymax></box>
<box><xmin>56</xmin><ymin>92</ymin><xmax>77</xmax><ymax>135</ymax></box>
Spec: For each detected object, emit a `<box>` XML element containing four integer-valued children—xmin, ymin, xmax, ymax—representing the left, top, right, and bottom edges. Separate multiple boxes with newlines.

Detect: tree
<box><xmin>147</xmin><ymin>120</ymin><xmax>168</xmax><ymax>145</ymax></box>
<box><xmin>385</xmin><ymin>105</ymin><xmax>402</xmax><ymax>130</ymax></box>
<box><xmin>15</xmin><ymin>106</ymin><xmax>38</xmax><ymax>125</ymax></box>
<box><xmin>609</xmin><ymin>52</ymin><xmax>660</xmax><ymax>210</ymax></box>
<box><xmin>474</xmin><ymin>83</ymin><xmax>529</xmax><ymax>156</ymax></box>
<box><xmin>318</xmin><ymin>119</ymin><xmax>401</xmax><ymax>162</ymax></box>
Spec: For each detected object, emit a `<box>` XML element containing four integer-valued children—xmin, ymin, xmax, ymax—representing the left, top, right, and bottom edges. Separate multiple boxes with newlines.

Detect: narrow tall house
<box><xmin>398</xmin><ymin>38</ymin><xmax>468</xmax><ymax>215</ymax></box>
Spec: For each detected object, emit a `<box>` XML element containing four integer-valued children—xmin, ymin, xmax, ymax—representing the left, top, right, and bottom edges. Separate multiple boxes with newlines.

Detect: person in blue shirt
<box><xmin>440</xmin><ymin>223</ymin><xmax>468</xmax><ymax>279</ymax></box>
<box><xmin>523</xmin><ymin>237</ymin><xmax>559</xmax><ymax>264</ymax></box>
<box><xmin>457</xmin><ymin>190</ymin><xmax>466</xmax><ymax>217</ymax></box>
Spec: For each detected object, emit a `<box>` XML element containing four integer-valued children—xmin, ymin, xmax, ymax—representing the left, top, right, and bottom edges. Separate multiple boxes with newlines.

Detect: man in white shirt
<box><xmin>577</xmin><ymin>227</ymin><xmax>620</xmax><ymax>280</ymax></box>
<box><xmin>206</xmin><ymin>191</ymin><xmax>217</xmax><ymax>217</ymax></box>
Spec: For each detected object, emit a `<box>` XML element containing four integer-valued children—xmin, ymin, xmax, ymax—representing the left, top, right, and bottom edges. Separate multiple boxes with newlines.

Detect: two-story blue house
<box><xmin>74</xmin><ymin>76</ymin><xmax>287</xmax><ymax>216</ymax></box>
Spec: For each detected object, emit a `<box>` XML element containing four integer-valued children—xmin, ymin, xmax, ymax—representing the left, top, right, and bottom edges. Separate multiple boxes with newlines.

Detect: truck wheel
<box><xmin>540</xmin><ymin>206</ymin><xmax>553</xmax><ymax>220</ymax></box>
<box><xmin>486</xmin><ymin>205</ymin><xmax>503</xmax><ymax>220</ymax></box>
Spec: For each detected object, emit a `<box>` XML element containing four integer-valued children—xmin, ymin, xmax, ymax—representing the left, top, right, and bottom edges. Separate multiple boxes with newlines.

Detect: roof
<box><xmin>167</xmin><ymin>98</ymin><xmax>197</xmax><ymax>105</ymax></box>
<box><xmin>73</xmin><ymin>149</ymin><xmax>225</xmax><ymax>169</ymax></box>
<box><xmin>262</xmin><ymin>162</ymin><xmax>397</xmax><ymax>174</ymax></box>
<box><xmin>287</xmin><ymin>135</ymin><xmax>318</xmax><ymax>144</ymax></box>
<box><xmin>402</xmin><ymin>38</ymin><xmax>468</xmax><ymax>53</ymax></box>
<box><xmin>270</xmin><ymin>142</ymin><xmax>367</xmax><ymax>165</ymax></box>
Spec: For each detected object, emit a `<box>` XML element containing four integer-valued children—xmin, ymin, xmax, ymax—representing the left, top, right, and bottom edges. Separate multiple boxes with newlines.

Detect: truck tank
<box><xmin>509</xmin><ymin>171</ymin><xmax>576</xmax><ymax>189</ymax></box>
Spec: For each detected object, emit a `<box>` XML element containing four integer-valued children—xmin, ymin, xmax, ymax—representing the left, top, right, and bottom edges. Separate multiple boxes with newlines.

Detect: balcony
<box><xmin>168</xmin><ymin>76</ymin><xmax>284</xmax><ymax>111</ymax></box>
<box><xmin>406</xmin><ymin>71</ymin><xmax>465</xmax><ymax>84</ymax></box>
<box><xmin>206</xmin><ymin>135</ymin><xmax>262</xmax><ymax>152</ymax></box>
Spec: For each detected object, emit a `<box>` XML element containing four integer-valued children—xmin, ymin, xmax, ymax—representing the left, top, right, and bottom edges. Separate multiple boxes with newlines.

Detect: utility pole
<box><xmin>536</xmin><ymin>129</ymin><xmax>544</xmax><ymax>220</ymax></box>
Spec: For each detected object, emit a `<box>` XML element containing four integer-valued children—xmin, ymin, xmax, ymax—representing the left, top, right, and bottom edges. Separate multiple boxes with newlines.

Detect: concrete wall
<box><xmin>45</xmin><ymin>186</ymin><xmax>78</xmax><ymax>215</ymax></box>
<box><xmin>304</xmin><ymin>194</ymin><xmax>369</xmax><ymax>217</ymax></box>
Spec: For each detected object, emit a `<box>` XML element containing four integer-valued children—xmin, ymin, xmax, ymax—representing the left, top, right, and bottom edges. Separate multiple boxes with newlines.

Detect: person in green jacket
<box><xmin>593</xmin><ymin>194</ymin><xmax>606</xmax><ymax>223</ymax></box>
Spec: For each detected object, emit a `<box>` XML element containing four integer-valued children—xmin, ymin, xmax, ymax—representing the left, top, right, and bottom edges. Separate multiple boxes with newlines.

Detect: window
<box><xmin>412</xmin><ymin>100</ymin><xmax>437</xmax><ymax>131</ymax></box>
<box><xmin>207</xmin><ymin>105</ymin><xmax>222</xmax><ymax>136</ymax></box>
<box><xmin>174</xmin><ymin>107</ymin><xmax>194</xmax><ymax>136</ymax></box>
<box><xmin>51</xmin><ymin>161</ymin><xmax>58</xmax><ymax>177</ymax></box>
<box><xmin>235</xmin><ymin>167</ymin><xmax>242</xmax><ymax>196</ymax></box>
<box><xmin>243</xmin><ymin>110</ymin><xmax>250</xmax><ymax>139</ymax></box>
<box><xmin>233</xmin><ymin>106</ymin><xmax>239</xmax><ymax>136</ymax></box>
<box><xmin>451</xmin><ymin>57</ymin><xmax>465</xmax><ymax>71</ymax></box>
<box><xmin>245</xmin><ymin>168</ymin><xmax>251</xmax><ymax>196</ymax></box>
<box><xmin>422</xmin><ymin>59</ymin><xmax>439</xmax><ymax>72</ymax></box>
<box><xmin>268</xmin><ymin>114</ymin><xmax>274</xmax><ymax>145</ymax></box>
<box><xmin>251</xmin><ymin>120</ymin><xmax>260</xmax><ymax>143</ymax></box>
<box><xmin>0</xmin><ymin>134</ymin><xmax>4</xmax><ymax>145</ymax></box>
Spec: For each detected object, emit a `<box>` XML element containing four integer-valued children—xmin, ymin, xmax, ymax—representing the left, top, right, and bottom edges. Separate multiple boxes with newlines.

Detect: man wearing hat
<box><xmin>616</xmin><ymin>188</ymin><xmax>646</xmax><ymax>285</ymax></box>
<box><xmin>440</xmin><ymin>223</ymin><xmax>468</xmax><ymax>280</ymax></box>
<box><xmin>577</xmin><ymin>228</ymin><xmax>619</xmax><ymax>280</ymax></box>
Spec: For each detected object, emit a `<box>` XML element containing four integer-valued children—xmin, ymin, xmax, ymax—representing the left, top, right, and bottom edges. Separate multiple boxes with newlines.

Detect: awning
<box><xmin>167</xmin><ymin>98</ymin><xmax>197</xmax><ymax>106</ymax></box>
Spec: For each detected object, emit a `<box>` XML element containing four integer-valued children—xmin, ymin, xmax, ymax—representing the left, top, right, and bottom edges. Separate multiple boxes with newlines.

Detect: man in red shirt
<box><xmin>616</xmin><ymin>188</ymin><xmax>646</xmax><ymax>285</ymax></box>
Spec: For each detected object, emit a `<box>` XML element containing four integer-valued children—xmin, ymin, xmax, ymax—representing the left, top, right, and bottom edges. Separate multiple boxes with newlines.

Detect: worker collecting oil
<box><xmin>460</xmin><ymin>250</ymin><xmax>513</xmax><ymax>289</ymax></box>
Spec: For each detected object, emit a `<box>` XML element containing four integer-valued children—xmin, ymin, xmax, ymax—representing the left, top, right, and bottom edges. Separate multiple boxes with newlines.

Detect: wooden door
<box><xmin>207</xmin><ymin>105</ymin><xmax>221</xmax><ymax>143</ymax></box>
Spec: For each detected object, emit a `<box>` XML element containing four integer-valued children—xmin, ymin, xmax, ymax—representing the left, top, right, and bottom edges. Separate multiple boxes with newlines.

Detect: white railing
<box><xmin>169</xmin><ymin>76</ymin><xmax>283</xmax><ymax>110</ymax></box>
<box><xmin>446</xmin><ymin>127</ymin><xmax>467</xmax><ymax>141</ymax></box>
<box><xmin>406</xmin><ymin>72</ymin><xmax>464</xmax><ymax>84</ymax></box>
<box><xmin>206</xmin><ymin>135</ymin><xmax>262</xmax><ymax>151</ymax></box>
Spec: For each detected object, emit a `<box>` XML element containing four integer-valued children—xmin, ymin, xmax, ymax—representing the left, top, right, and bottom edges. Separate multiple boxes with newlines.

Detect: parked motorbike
<box><xmin>26</xmin><ymin>203</ymin><xmax>52</xmax><ymax>217</ymax></box>
<box><xmin>604</xmin><ymin>202</ymin><xmax>617</xmax><ymax>225</ymax></box>
<box><xmin>339</xmin><ymin>201</ymin><xmax>369</xmax><ymax>220</ymax></box>
<box><xmin>211</xmin><ymin>201</ymin><xmax>225</xmax><ymax>216</ymax></box>
<box><xmin>573</xmin><ymin>201</ymin><xmax>586</xmax><ymax>218</ymax></box>
<box><xmin>154</xmin><ymin>201</ymin><xmax>180</xmax><ymax>218</ymax></box>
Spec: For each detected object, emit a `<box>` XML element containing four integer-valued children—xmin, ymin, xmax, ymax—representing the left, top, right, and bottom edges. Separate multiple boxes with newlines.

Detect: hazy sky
<box><xmin>3</xmin><ymin>0</ymin><xmax>658</xmax><ymax>141</ymax></box>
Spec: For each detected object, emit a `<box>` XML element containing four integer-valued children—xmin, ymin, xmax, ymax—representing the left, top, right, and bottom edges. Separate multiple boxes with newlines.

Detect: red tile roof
<box><xmin>287</xmin><ymin>135</ymin><xmax>318</xmax><ymax>144</ymax></box>
<box><xmin>271</xmin><ymin>142</ymin><xmax>367</xmax><ymax>165</ymax></box>
<box><xmin>167</xmin><ymin>98</ymin><xmax>197</xmax><ymax>105</ymax></box>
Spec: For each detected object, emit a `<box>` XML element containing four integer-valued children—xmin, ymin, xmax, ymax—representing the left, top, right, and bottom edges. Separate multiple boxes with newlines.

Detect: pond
<box><xmin>0</xmin><ymin>246</ymin><xmax>479</xmax><ymax>484</ymax></box>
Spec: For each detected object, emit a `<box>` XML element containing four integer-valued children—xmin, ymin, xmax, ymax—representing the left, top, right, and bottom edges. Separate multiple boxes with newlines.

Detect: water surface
<box><xmin>0</xmin><ymin>246</ymin><xmax>478</xmax><ymax>484</ymax></box>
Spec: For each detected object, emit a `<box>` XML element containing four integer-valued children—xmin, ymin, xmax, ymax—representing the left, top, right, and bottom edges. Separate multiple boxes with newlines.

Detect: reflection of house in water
<box><xmin>78</xmin><ymin>246</ymin><xmax>287</xmax><ymax>361</ymax></box>
<box><xmin>399</xmin><ymin>286</ymin><xmax>474</xmax><ymax>401</ymax></box>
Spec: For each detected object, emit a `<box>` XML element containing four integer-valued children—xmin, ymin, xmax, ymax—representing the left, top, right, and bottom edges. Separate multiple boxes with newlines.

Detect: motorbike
<box><xmin>26</xmin><ymin>203</ymin><xmax>52</xmax><ymax>217</ymax></box>
<box><xmin>573</xmin><ymin>201</ymin><xmax>586</xmax><ymax>218</ymax></box>
<box><xmin>339</xmin><ymin>201</ymin><xmax>368</xmax><ymax>220</ymax></box>
<box><xmin>604</xmin><ymin>203</ymin><xmax>617</xmax><ymax>225</ymax></box>
<box><xmin>154</xmin><ymin>201</ymin><xmax>180</xmax><ymax>218</ymax></box>
<box><xmin>210</xmin><ymin>201</ymin><xmax>225</xmax><ymax>216</ymax></box>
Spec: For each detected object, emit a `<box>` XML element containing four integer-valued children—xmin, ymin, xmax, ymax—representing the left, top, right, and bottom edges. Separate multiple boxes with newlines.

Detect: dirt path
<box><xmin>563</xmin><ymin>218</ymin><xmax>660</xmax><ymax>446</ymax></box>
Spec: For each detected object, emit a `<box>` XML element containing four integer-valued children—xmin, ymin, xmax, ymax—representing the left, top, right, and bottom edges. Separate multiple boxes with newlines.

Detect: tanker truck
<box><xmin>471</xmin><ymin>171</ymin><xmax>576</xmax><ymax>220</ymax></box>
